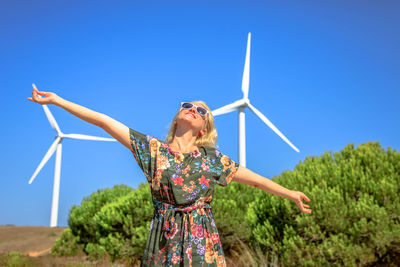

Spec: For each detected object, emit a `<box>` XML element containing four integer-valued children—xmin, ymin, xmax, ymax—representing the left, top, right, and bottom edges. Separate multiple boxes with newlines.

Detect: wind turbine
<box><xmin>28</xmin><ymin>83</ymin><xmax>117</xmax><ymax>227</ymax></box>
<box><xmin>211</xmin><ymin>33</ymin><xmax>300</xmax><ymax>167</ymax></box>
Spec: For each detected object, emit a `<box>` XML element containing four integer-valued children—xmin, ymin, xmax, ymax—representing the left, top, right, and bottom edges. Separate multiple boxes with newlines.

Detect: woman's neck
<box><xmin>169</xmin><ymin>135</ymin><xmax>199</xmax><ymax>153</ymax></box>
<box><xmin>169</xmin><ymin>141</ymin><xmax>199</xmax><ymax>153</ymax></box>
<box><xmin>171</xmin><ymin>124</ymin><xmax>202</xmax><ymax>153</ymax></box>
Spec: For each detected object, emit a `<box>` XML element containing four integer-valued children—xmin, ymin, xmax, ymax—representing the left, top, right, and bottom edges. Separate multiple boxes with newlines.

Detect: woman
<box><xmin>28</xmin><ymin>86</ymin><xmax>311</xmax><ymax>266</ymax></box>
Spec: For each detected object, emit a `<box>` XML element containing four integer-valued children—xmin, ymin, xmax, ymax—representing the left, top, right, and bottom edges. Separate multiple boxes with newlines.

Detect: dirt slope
<box><xmin>0</xmin><ymin>225</ymin><xmax>67</xmax><ymax>256</ymax></box>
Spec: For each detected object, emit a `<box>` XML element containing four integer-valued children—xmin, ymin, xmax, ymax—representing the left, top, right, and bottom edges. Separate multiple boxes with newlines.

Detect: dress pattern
<box><xmin>129</xmin><ymin>127</ymin><xmax>240</xmax><ymax>267</ymax></box>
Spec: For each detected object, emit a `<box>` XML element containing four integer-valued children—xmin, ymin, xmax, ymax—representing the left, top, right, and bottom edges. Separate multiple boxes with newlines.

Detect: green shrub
<box><xmin>213</xmin><ymin>182</ymin><xmax>262</xmax><ymax>253</ymax></box>
<box><xmin>246</xmin><ymin>142</ymin><xmax>400</xmax><ymax>266</ymax></box>
<box><xmin>84</xmin><ymin>243</ymin><xmax>107</xmax><ymax>260</ymax></box>
<box><xmin>52</xmin><ymin>183</ymin><xmax>153</xmax><ymax>262</ymax></box>
<box><xmin>68</xmin><ymin>184</ymin><xmax>134</xmax><ymax>245</ymax></box>
<box><xmin>52</xmin><ymin>228</ymin><xmax>82</xmax><ymax>256</ymax></box>
<box><xmin>92</xmin><ymin>185</ymin><xmax>153</xmax><ymax>261</ymax></box>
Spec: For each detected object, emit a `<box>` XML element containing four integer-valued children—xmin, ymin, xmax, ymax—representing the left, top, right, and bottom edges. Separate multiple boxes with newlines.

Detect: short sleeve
<box><xmin>214</xmin><ymin>149</ymin><xmax>240</xmax><ymax>187</ymax></box>
<box><xmin>128</xmin><ymin>127</ymin><xmax>158</xmax><ymax>183</ymax></box>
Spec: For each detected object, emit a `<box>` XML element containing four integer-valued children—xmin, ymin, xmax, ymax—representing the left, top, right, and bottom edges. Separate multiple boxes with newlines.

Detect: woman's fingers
<box><xmin>293</xmin><ymin>191</ymin><xmax>312</xmax><ymax>214</ymax></box>
<box><xmin>31</xmin><ymin>87</ymin><xmax>43</xmax><ymax>103</ymax></box>
<box><xmin>36</xmin><ymin>90</ymin><xmax>47</xmax><ymax>95</ymax></box>
<box><xmin>299</xmin><ymin>202</ymin><xmax>311</xmax><ymax>213</ymax></box>
<box><xmin>33</xmin><ymin>87</ymin><xmax>45</xmax><ymax>96</ymax></box>
<box><xmin>33</xmin><ymin>89</ymin><xmax>40</xmax><ymax>101</ymax></box>
<box><xmin>303</xmin><ymin>204</ymin><xmax>311</xmax><ymax>213</ymax></box>
<box><xmin>29</xmin><ymin>85</ymin><xmax>56</xmax><ymax>105</ymax></box>
<box><xmin>301</xmin><ymin>193</ymin><xmax>310</xmax><ymax>202</ymax></box>
<box><xmin>32</xmin><ymin>89</ymin><xmax>38</xmax><ymax>101</ymax></box>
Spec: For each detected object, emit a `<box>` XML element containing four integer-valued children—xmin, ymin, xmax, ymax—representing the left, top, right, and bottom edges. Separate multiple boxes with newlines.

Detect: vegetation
<box><xmin>0</xmin><ymin>252</ymin><xmax>31</xmax><ymax>267</ymax></box>
<box><xmin>53</xmin><ymin>183</ymin><xmax>152</xmax><ymax>263</ymax></box>
<box><xmin>52</xmin><ymin>141</ymin><xmax>400</xmax><ymax>266</ymax></box>
<box><xmin>213</xmin><ymin>181</ymin><xmax>262</xmax><ymax>253</ymax></box>
<box><xmin>246</xmin><ymin>142</ymin><xmax>400</xmax><ymax>266</ymax></box>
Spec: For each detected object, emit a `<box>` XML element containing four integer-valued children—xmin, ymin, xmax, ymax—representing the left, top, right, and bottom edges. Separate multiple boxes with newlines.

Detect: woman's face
<box><xmin>176</xmin><ymin>102</ymin><xmax>207</xmax><ymax>134</ymax></box>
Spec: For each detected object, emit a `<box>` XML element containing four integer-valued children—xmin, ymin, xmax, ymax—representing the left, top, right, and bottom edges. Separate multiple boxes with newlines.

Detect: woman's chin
<box><xmin>178</xmin><ymin>120</ymin><xmax>200</xmax><ymax>129</ymax></box>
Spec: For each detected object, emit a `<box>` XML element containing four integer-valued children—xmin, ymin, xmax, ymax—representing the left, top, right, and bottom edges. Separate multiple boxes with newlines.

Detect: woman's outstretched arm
<box><xmin>28</xmin><ymin>85</ymin><xmax>132</xmax><ymax>151</ymax></box>
<box><xmin>232</xmin><ymin>165</ymin><xmax>312</xmax><ymax>214</ymax></box>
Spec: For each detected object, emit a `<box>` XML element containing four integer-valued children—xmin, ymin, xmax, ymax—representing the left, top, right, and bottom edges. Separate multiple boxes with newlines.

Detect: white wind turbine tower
<box><xmin>211</xmin><ymin>33</ymin><xmax>300</xmax><ymax>167</ymax></box>
<box><xmin>28</xmin><ymin>84</ymin><xmax>117</xmax><ymax>227</ymax></box>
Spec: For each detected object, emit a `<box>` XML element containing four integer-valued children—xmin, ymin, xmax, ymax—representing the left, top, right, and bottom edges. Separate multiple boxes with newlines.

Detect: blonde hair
<box><xmin>164</xmin><ymin>100</ymin><xmax>218</xmax><ymax>148</ymax></box>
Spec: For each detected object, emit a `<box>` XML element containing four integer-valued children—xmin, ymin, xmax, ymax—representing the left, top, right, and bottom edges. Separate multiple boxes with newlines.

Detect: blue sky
<box><xmin>1</xmin><ymin>1</ymin><xmax>399</xmax><ymax>227</ymax></box>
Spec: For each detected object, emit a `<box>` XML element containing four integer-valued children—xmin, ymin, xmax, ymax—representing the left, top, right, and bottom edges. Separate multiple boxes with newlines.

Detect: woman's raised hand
<box><xmin>290</xmin><ymin>191</ymin><xmax>312</xmax><ymax>214</ymax></box>
<box><xmin>27</xmin><ymin>84</ymin><xmax>60</xmax><ymax>105</ymax></box>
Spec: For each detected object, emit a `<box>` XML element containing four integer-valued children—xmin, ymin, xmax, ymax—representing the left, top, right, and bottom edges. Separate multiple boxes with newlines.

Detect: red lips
<box><xmin>186</xmin><ymin>111</ymin><xmax>196</xmax><ymax>119</ymax></box>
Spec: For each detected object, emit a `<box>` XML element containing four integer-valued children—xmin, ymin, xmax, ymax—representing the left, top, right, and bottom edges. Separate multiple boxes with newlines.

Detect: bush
<box><xmin>68</xmin><ymin>184</ymin><xmax>134</xmax><ymax>245</ymax></box>
<box><xmin>246</xmin><ymin>142</ymin><xmax>400</xmax><ymax>266</ymax></box>
<box><xmin>213</xmin><ymin>181</ymin><xmax>263</xmax><ymax>253</ymax></box>
<box><xmin>84</xmin><ymin>243</ymin><xmax>107</xmax><ymax>261</ymax></box>
<box><xmin>53</xmin><ymin>183</ymin><xmax>153</xmax><ymax>262</ymax></box>
<box><xmin>91</xmin><ymin>185</ymin><xmax>153</xmax><ymax>261</ymax></box>
<box><xmin>52</xmin><ymin>228</ymin><xmax>82</xmax><ymax>256</ymax></box>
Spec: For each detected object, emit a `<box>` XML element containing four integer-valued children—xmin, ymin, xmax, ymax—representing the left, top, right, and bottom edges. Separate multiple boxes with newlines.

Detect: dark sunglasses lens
<box><xmin>182</xmin><ymin>103</ymin><xmax>193</xmax><ymax>109</ymax></box>
<box><xmin>197</xmin><ymin>107</ymin><xmax>207</xmax><ymax>116</ymax></box>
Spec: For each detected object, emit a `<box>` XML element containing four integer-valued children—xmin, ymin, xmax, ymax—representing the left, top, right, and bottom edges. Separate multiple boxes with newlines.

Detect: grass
<box><xmin>0</xmin><ymin>252</ymin><xmax>31</xmax><ymax>267</ymax></box>
<box><xmin>0</xmin><ymin>242</ymin><xmax>270</xmax><ymax>267</ymax></box>
<box><xmin>0</xmin><ymin>251</ymin><xmax>141</xmax><ymax>267</ymax></box>
<box><xmin>226</xmin><ymin>237</ymin><xmax>279</xmax><ymax>267</ymax></box>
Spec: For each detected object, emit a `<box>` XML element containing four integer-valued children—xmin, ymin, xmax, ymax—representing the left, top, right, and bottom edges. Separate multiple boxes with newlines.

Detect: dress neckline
<box><xmin>166</xmin><ymin>143</ymin><xmax>201</xmax><ymax>155</ymax></box>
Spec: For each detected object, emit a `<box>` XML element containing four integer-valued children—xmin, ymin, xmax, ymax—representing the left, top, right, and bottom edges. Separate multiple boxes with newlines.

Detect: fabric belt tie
<box><xmin>152</xmin><ymin>198</ymin><xmax>212</xmax><ymax>233</ymax></box>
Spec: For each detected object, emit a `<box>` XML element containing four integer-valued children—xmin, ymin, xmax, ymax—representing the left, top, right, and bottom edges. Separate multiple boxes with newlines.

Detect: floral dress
<box><xmin>129</xmin><ymin>127</ymin><xmax>240</xmax><ymax>267</ymax></box>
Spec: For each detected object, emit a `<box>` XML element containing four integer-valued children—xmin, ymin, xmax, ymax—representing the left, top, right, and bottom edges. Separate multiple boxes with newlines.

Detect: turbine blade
<box><xmin>211</xmin><ymin>107</ymin><xmax>236</xmax><ymax>116</ymax></box>
<box><xmin>247</xmin><ymin>103</ymin><xmax>300</xmax><ymax>153</ymax></box>
<box><xmin>42</xmin><ymin>105</ymin><xmax>62</xmax><ymax>134</ymax></box>
<box><xmin>241</xmin><ymin>32</ymin><xmax>251</xmax><ymax>99</ymax></box>
<box><xmin>28</xmin><ymin>137</ymin><xmax>61</xmax><ymax>184</ymax></box>
<box><xmin>63</xmin><ymin>133</ymin><xmax>117</xmax><ymax>141</ymax></box>
<box><xmin>211</xmin><ymin>100</ymin><xmax>245</xmax><ymax>116</ymax></box>
<box><xmin>32</xmin><ymin>84</ymin><xmax>62</xmax><ymax>134</ymax></box>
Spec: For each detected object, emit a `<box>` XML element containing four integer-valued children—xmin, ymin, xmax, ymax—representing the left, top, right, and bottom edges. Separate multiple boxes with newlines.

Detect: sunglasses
<box><xmin>180</xmin><ymin>102</ymin><xmax>208</xmax><ymax>117</ymax></box>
